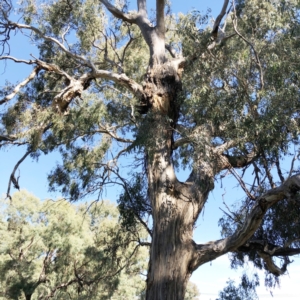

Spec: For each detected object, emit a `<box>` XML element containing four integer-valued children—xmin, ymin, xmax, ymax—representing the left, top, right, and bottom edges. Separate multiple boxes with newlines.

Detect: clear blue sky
<box><xmin>1</xmin><ymin>1</ymin><xmax>300</xmax><ymax>299</ymax></box>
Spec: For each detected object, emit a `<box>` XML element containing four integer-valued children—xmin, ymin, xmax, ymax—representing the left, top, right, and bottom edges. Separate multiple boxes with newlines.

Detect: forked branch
<box><xmin>212</xmin><ymin>0</ymin><xmax>230</xmax><ymax>39</ymax></box>
<box><xmin>190</xmin><ymin>174</ymin><xmax>300</xmax><ymax>271</ymax></box>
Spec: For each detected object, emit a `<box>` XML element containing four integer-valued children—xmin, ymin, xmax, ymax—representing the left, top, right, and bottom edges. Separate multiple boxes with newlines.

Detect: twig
<box><xmin>231</xmin><ymin>1</ymin><xmax>264</xmax><ymax>90</ymax></box>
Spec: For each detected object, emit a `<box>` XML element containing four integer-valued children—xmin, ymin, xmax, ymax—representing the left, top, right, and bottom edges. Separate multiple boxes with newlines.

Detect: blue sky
<box><xmin>1</xmin><ymin>1</ymin><xmax>300</xmax><ymax>299</ymax></box>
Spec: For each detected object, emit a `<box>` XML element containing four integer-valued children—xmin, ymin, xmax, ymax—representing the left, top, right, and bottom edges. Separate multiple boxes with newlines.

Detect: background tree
<box><xmin>1</xmin><ymin>0</ymin><xmax>300</xmax><ymax>299</ymax></box>
<box><xmin>184</xmin><ymin>282</ymin><xmax>200</xmax><ymax>300</ymax></box>
<box><xmin>0</xmin><ymin>190</ymin><xmax>148</xmax><ymax>299</ymax></box>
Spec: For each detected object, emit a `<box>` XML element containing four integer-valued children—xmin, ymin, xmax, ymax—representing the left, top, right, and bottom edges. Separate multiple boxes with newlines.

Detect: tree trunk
<box><xmin>144</xmin><ymin>63</ymin><xmax>208</xmax><ymax>300</ymax></box>
<box><xmin>146</xmin><ymin>197</ymin><xmax>195</xmax><ymax>299</ymax></box>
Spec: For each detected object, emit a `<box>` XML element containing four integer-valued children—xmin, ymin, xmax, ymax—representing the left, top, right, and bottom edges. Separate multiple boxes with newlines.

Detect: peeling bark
<box><xmin>144</xmin><ymin>59</ymin><xmax>213</xmax><ymax>299</ymax></box>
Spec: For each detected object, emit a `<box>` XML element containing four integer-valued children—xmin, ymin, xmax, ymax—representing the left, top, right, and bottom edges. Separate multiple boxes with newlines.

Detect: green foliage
<box><xmin>216</xmin><ymin>273</ymin><xmax>259</xmax><ymax>300</ymax></box>
<box><xmin>180</xmin><ymin>0</ymin><xmax>300</xmax><ymax>152</ymax></box>
<box><xmin>2</xmin><ymin>0</ymin><xmax>300</xmax><ymax>296</ymax></box>
<box><xmin>2</xmin><ymin>0</ymin><xmax>299</xmax><ymax>193</ymax></box>
<box><xmin>0</xmin><ymin>190</ymin><xmax>148</xmax><ymax>299</ymax></box>
<box><xmin>118</xmin><ymin>172</ymin><xmax>151</xmax><ymax>229</ymax></box>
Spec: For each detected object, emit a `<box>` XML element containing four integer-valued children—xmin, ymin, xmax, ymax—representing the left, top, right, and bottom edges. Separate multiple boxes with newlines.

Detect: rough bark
<box><xmin>143</xmin><ymin>60</ymin><xmax>213</xmax><ymax>299</ymax></box>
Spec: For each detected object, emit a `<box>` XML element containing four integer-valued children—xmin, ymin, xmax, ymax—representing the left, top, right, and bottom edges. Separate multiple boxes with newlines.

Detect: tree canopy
<box><xmin>0</xmin><ymin>190</ymin><xmax>148</xmax><ymax>299</ymax></box>
<box><xmin>1</xmin><ymin>0</ymin><xmax>300</xmax><ymax>299</ymax></box>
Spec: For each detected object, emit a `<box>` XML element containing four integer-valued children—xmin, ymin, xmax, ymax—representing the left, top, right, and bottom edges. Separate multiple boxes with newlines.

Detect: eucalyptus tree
<box><xmin>0</xmin><ymin>190</ymin><xmax>148</xmax><ymax>300</ymax></box>
<box><xmin>1</xmin><ymin>0</ymin><xmax>300</xmax><ymax>299</ymax></box>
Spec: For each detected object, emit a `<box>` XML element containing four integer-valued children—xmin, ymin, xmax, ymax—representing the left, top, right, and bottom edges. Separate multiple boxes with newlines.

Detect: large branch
<box><xmin>211</xmin><ymin>0</ymin><xmax>230</xmax><ymax>39</ymax></box>
<box><xmin>238</xmin><ymin>240</ymin><xmax>300</xmax><ymax>257</ymax></box>
<box><xmin>190</xmin><ymin>174</ymin><xmax>300</xmax><ymax>271</ymax></box>
<box><xmin>156</xmin><ymin>0</ymin><xmax>165</xmax><ymax>37</ymax></box>
<box><xmin>1</xmin><ymin>53</ymin><xmax>143</xmax><ymax>112</ymax></box>
<box><xmin>86</xmin><ymin>70</ymin><xmax>144</xmax><ymax>98</ymax></box>
<box><xmin>137</xmin><ymin>0</ymin><xmax>147</xmax><ymax>18</ymax></box>
<box><xmin>99</xmin><ymin>0</ymin><xmax>138</xmax><ymax>23</ymax></box>
<box><xmin>0</xmin><ymin>55</ymin><xmax>79</xmax><ymax>111</ymax></box>
<box><xmin>258</xmin><ymin>252</ymin><xmax>291</xmax><ymax>276</ymax></box>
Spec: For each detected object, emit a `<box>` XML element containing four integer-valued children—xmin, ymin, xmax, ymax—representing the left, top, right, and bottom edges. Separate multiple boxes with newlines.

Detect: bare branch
<box><xmin>221</xmin><ymin>150</ymin><xmax>257</xmax><ymax>169</ymax></box>
<box><xmin>238</xmin><ymin>240</ymin><xmax>300</xmax><ymax>257</ymax></box>
<box><xmin>212</xmin><ymin>0</ymin><xmax>230</xmax><ymax>39</ymax></box>
<box><xmin>99</xmin><ymin>0</ymin><xmax>138</xmax><ymax>23</ymax></box>
<box><xmin>1</xmin><ymin>55</ymin><xmax>78</xmax><ymax>108</ymax></box>
<box><xmin>89</xmin><ymin>70</ymin><xmax>144</xmax><ymax>97</ymax></box>
<box><xmin>121</xmin><ymin>28</ymin><xmax>134</xmax><ymax>63</ymax></box>
<box><xmin>49</xmin><ymin>65</ymin><xmax>144</xmax><ymax>113</ymax></box>
<box><xmin>214</xmin><ymin>140</ymin><xmax>237</xmax><ymax>154</ymax></box>
<box><xmin>32</xmin><ymin>56</ymin><xmax>73</xmax><ymax>80</ymax></box>
<box><xmin>261</xmin><ymin>153</ymin><xmax>276</xmax><ymax>188</ymax></box>
<box><xmin>228</xmin><ymin>166</ymin><xmax>255</xmax><ymax>200</ymax></box>
<box><xmin>0</xmin><ymin>55</ymin><xmax>33</xmax><ymax>64</ymax></box>
<box><xmin>44</xmin><ymin>279</ymin><xmax>78</xmax><ymax>299</ymax></box>
<box><xmin>172</xmin><ymin>137</ymin><xmax>190</xmax><ymax>150</ymax></box>
<box><xmin>288</xmin><ymin>152</ymin><xmax>297</xmax><ymax>178</ymax></box>
<box><xmin>98</xmin><ymin>124</ymin><xmax>134</xmax><ymax>143</ymax></box>
<box><xmin>0</xmin><ymin>67</ymin><xmax>40</xmax><ymax>105</ymax></box>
